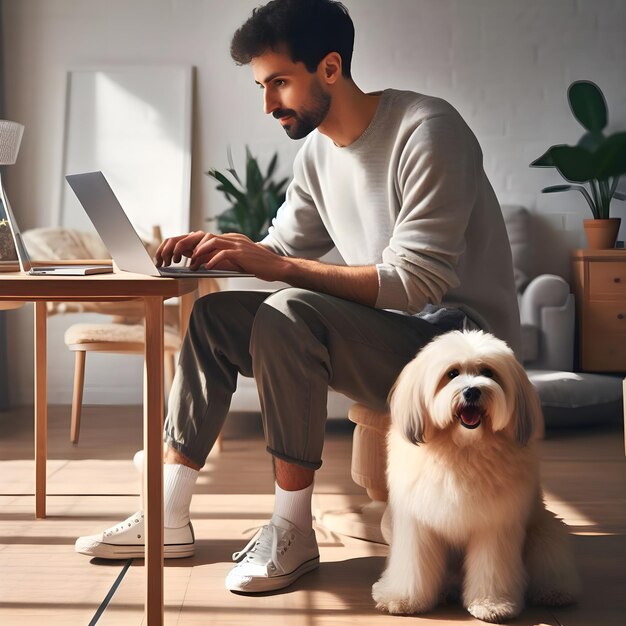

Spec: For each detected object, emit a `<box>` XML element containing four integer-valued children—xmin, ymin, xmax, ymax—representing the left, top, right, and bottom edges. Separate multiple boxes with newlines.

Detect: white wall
<box><xmin>3</xmin><ymin>0</ymin><xmax>625</xmax><ymax>405</ymax></box>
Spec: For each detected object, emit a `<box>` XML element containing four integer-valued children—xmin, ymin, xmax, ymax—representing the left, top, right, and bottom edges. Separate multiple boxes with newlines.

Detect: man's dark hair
<box><xmin>231</xmin><ymin>0</ymin><xmax>355</xmax><ymax>78</ymax></box>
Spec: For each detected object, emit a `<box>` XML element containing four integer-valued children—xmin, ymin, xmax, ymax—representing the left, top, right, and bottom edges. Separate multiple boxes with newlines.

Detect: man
<box><xmin>76</xmin><ymin>0</ymin><xmax>521</xmax><ymax>594</ymax></box>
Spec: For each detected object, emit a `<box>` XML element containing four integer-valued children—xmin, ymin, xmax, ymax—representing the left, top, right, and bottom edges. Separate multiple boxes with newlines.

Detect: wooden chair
<box><xmin>64</xmin><ymin>319</ymin><xmax>182</xmax><ymax>444</ymax></box>
<box><xmin>63</xmin><ymin>276</ymin><xmax>223</xmax><ymax>445</ymax></box>
<box><xmin>63</xmin><ymin>279</ymin><xmax>223</xmax><ymax>446</ymax></box>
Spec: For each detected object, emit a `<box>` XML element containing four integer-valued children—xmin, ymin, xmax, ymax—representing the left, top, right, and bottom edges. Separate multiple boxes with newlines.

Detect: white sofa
<box><xmin>503</xmin><ymin>204</ymin><xmax>575</xmax><ymax>372</ymax></box>
<box><xmin>504</xmin><ymin>205</ymin><xmax>622</xmax><ymax>427</ymax></box>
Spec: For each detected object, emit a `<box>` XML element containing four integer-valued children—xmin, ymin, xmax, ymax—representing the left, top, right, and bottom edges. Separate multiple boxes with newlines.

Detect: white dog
<box><xmin>372</xmin><ymin>330</ymin><xmax>579</xmax><ymax>623</ymax></box>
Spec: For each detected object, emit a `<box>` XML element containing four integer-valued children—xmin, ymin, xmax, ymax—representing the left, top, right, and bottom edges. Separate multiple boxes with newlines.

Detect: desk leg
<box><xmin>623</xmin><ymin>378</ymin><xmax>626</xmax><ymax>455</ymax></box>
<box><xmin>179</xmin><ymin>289</ymin><xmax>195</xmax><ymax>341</ymax></box>
<box><xmin>34</xmin><ymin>302</ymin><xmax>47</xmax><ymax>519</ymax></box>
<box><xmin>144</xmin><ymin>297</ymin><xmax>165</xmax><ymax>626</ymax></box>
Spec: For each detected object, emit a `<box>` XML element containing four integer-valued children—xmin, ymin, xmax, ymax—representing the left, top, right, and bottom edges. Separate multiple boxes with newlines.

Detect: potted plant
<box><xmin>206</xmin><ymin>146</ymin><xmax>289</xmax><ymax>242</ymax></box>
<box><xmin>0</xmin><ymin>216</ymin><xmax>19</xmax><ymax>271</ymax></box>
<box><xmin>530</xmin><ymin>80</ymin><xmax>626</xmax><ymax>249</ymax></box>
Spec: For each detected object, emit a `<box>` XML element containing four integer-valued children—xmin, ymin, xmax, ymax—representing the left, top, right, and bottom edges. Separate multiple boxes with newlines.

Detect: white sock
<box><xmin>273</xmin><ymin>482</ymin><xmax>314</xmax><ymax>533</ymax></box>
<box><xmin>163</xmin><ymin>463</ymin><xmax>199</xmax><ymax>528</ymax></box>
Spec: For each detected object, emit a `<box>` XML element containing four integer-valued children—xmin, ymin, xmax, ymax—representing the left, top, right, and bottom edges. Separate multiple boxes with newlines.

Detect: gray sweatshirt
<box><xmin>262</xmin><ymin>89</ymin><xmax>521</xmax><ymax>355</ymax></box>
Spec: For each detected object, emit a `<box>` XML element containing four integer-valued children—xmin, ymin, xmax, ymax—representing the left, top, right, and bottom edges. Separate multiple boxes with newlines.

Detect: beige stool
<box><xmin>65</xmin><ymin>322</ymin><xmax>182</xmax><ymax>444</ymax></box>
<box><xmin>349</xmin><ymin>403</ymin><xmax>390</xmax><ymax>503</ymax></box>
<box><xmin>317</xmin><ymin>403</ymin><xmax>391</xmax><ymax>544</ymax></box>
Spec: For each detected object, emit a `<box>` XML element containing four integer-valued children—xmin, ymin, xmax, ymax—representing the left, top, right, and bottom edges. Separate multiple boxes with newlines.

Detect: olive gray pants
<box><xmin>164</xmin><ymin>288</ymin><xmax>443</xmax><ymax>470</ymax></box>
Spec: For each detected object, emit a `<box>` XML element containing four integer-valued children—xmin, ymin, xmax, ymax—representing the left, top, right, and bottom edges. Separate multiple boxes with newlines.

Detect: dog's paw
<box><xmin>466</xmin><ymin>598</ymin><xmax>521</xmax><ymax>623</ymax></box>
<box><xmin>372</xmin><ymin>580</ymin><xmax>434</xmax><ymax>615</ymax></box>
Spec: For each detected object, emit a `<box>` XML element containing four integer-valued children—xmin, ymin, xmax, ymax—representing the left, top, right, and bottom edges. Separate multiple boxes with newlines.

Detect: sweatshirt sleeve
<box><xmin>375</xmin><ymin>110</ymin><xmax>480</xmax><ymax>313</ymax></box>
<box><xmin>261</xmin><ymin>147</ymin><xmax>335</xmax><ymax>259</ymax></box>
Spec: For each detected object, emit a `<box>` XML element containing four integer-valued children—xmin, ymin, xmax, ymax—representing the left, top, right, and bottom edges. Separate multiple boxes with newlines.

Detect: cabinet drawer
<box><xmin>582</xmin><ymin>333</ymin><xmax>626</xmax><ymax>372</ymax></box>
<box><xmin>588</xmin><ymin>261</ymin><xmax>626</xmax><ymax>297</ymax></box>
<box><xmin>586</xmin><ymin>303</ymin><xmax>626</xmax><ymax>331</ymax></box>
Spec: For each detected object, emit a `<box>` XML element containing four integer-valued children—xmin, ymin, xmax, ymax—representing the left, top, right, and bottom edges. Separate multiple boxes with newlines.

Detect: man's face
<box><xmin>252</xmin><ymin>50</ymin><xmax>331</xmax><ymax>140</ymax></box>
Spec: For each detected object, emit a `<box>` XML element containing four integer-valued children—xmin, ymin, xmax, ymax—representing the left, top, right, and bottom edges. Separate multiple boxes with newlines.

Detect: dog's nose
<box><xmin>463</xmin><ymin>386</ymin><xmax>481</xmax><ymax>402</ymax></box>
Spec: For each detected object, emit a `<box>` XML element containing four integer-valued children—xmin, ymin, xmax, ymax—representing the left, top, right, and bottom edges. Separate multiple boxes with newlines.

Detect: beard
<box><xmin>273</xmin><ymin>78</ymin><xmax>331</xmax><ymax>140</ymax></box>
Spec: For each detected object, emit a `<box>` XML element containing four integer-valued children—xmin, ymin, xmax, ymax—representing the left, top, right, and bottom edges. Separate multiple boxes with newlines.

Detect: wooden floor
<box><xmin>0</xmin><ymin>405</ymin><xmax>624</xmax><ymax>626</ymax></box>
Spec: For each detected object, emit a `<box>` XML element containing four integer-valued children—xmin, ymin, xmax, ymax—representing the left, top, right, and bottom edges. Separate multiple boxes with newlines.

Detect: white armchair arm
<box><xmin>519</xmin><ymin>274</ymin><xmax>575</xmax><ymax>371</ymax></box>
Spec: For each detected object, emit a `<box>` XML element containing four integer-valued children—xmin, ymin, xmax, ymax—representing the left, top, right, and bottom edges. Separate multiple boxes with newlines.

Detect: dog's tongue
<box><xmin>459</xmin><ymin>406</ymin><xmax>482</xmax><ymax>427</ymax></box>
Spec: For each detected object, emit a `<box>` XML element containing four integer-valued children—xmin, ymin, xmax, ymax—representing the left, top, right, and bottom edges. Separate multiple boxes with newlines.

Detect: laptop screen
<box><xmin>65</xmin><ymin>171</ymin><xmax>160</xmax><ymax>276</ymax></box>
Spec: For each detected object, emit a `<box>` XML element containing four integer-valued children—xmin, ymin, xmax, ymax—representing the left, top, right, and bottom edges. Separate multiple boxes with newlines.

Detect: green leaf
<box><xmin>541</xmin><ymin>185</ymin><xmax>575</xmax><ymax>193</ymax></box>
<box><xmin>214</xmin><ymin>184</ymin><xmax>234</xmax><ymax>203</ymax></box>
<box><xmin>266</xmin><ymin>153</ymin><xmax>278</xmax><ymax>180</ymax></box>
<box><xmin>246</xmin><ymin>154</ymin><xmax>264</xmax><ymax>194</ymax></box>
<box><xmin>226</xmin><ymin>167</ymin><xmax>242</xmax><ymax>183</ymax></box>
<box><xmin>226</xmin><ymin>146</ymin><xmax>242</xmax><ymax>185</ymax></box>
<box><xmin>216</xmin><ymin>207</ymin><xmax>245</xmax><ymax>235</ymax></box>
<box><xmin>550</xmin><ymin>145</ymin><xmax>595</xmax><ymax>183</ymax></box>
<box><xmin>530</xmin><ymin>147</ymin><xmax>559</xmax><ymax>167</ymax></box>
<box><xmin>264</xmin><ymin>190</ymin><xmax>281</xmax><ymax>220</ymax></box>
<box><xmin>595</xmin><ymin>132</ymin><xmax>626</xmax><ymax>180</ymax></box>
<box><xmin>216</xmin><ymin>213</ymin><xmax>241</xmax><ymax>232</ymax></box>
<box><xmin>206</xmin><ymin>148</ymin><xmax>291</xmax><ymax>239</ymax></box>
<box><xmin>208</xmin><ymin>170</ymin><xmax>246</xmax><ymax>203</ymax></box>
<box><xmin>543</xmin><ymin>183</ymin><xmax>597</xmax><ymax>217</ymax></box>
<box><xmin>568</xmin><ymin>80</ymin><xmax>607</xmax><ymax>133</ymax></box>
<box><xmin>578</xmin><ymin>131</ymin><xmax>605</xmax><ymax>152</ymax></box>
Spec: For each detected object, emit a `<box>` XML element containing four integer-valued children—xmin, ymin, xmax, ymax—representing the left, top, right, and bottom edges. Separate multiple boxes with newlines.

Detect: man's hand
<box><xmin>156</xmin><ymin>230</ymin><xmax>379</xmax><ymax>307</ymax></box>
<box><xmin>190</xmin><ymin>232</ymin><xmax>289</xmax><ymax>281</ymax></box>
<box><xmin>155</xmin><ymin>230</ymin><xmax>289</xmax><ymax>282</ymax></box>
<box><xmin>155</xmin><ymin>231</ymin><xmax>207</xmax><ymax>267</ymax></box>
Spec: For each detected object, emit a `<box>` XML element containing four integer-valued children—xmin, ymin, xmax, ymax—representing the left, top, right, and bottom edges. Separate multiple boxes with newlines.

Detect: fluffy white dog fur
<box><xmin>372</xmin><ymin>330</ymin><xmax>580</xmax><ymax>623</ymax></box>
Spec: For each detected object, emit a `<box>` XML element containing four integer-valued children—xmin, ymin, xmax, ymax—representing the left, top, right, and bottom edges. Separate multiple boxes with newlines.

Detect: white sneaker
<box><xmin>75</xmin><ymin>511</ymin><xmax>195</xmax><ymax>559</ymax></box>
<box><xmin>225</xmin><ymin>515</ymin><xmax>319</xmax><ymax>593</ymax></box>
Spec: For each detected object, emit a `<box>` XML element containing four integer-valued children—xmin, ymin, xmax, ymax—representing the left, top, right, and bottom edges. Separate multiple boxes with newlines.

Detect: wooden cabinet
<box><xmin>572</xmin><ymin>249</ymin><xmax>626</xmax><ymax>372</ymax></box>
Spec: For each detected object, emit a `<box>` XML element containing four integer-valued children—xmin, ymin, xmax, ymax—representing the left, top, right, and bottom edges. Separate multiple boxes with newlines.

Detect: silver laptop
<box><xmin>65</xmin><ymin>171</ymin><xmax>252</xmax><ymax>278</ymax></box>
<box><xmin>0</xmin><ymin>183</ymin><xmax>112</xmax><ymax>275</ymax></box>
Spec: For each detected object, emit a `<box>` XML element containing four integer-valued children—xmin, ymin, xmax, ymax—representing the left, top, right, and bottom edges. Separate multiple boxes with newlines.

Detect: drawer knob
<box><xmin>614</xmin><ymin>277</ymin><xmax>621</xmax><ymax>283</ymax></box>
<box><xmin>619</xmin><ymin>313</ymin><xmax>625</xmax><ymax>320</ymax></box>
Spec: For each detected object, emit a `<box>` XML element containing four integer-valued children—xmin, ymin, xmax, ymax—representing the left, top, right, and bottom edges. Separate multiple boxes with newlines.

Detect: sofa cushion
<box><xmin>520</xmin><ymin>323</ymin><xmax>539</xmax><ymax>364</ymax></box>
<box><xmin>501</xmin><ymin>205</ymin><xmax>532</xmax><ymax>291</ymax></box>
<box><xmin>527</xmin><ymin>370</ymin><xmax>623</xmax><ymax>427</ymax></box>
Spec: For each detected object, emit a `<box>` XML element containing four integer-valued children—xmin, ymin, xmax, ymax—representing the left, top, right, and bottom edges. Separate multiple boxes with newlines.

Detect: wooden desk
<box><xmin>0</xmin><ymin>270</ymin><xmax>198</xmax><ymax>626</ymax></box>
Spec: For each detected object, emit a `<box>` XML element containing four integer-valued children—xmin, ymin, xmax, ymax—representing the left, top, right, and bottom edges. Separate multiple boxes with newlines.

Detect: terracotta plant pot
<box><xmin>583</xmin><ymin>218</ymin><xmax>621</xmax><ymax>250</ymax></box>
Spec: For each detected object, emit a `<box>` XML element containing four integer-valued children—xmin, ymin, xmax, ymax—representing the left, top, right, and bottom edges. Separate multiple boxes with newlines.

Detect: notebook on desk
<box><xmin>65</xmin><ymin>171</ymin><xmax>253</xmax><ymax>278</ymax></box>
<box><xmin>0</xmin><ymin>185</ymin><xmax>112</xmax><ymax>276</ymax></box>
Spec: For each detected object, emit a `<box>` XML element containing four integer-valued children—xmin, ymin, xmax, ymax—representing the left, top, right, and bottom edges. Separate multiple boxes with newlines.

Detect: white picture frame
<box><xmin>59</xmin><ymin>65</ymin><xmax>193</xmax><ymax>240</ymax></box>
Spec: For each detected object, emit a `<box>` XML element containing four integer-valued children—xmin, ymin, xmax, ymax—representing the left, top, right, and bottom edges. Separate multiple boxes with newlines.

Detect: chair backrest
<box><xmin>22</xmin><ymin>227</ymin><xmax>110</xmax><ymax>260</ymax></box>
<box><xmin>22</xmin><ymin>226</ymin><xmax>168</xmax><ymax>321</ymax></box>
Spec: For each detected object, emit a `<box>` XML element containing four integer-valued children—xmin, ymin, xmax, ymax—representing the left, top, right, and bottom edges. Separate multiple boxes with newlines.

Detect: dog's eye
<box><xmin>480</xmin><ymin>368</ymin><xmax>494</xmax><ymax>378</ymax></box>
<box><xmin>447</xmin><ymin>368</ymin><xmax>459</xmax><ymax>379</ymax></box>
